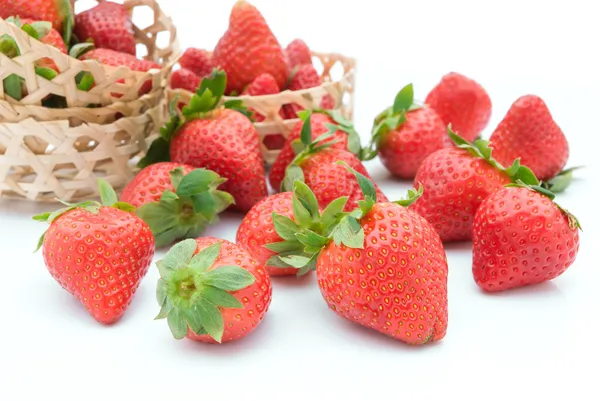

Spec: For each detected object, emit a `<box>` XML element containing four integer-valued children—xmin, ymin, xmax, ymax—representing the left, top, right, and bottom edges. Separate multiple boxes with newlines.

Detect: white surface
<box><xmin>1</xmin><ymin>1</ymin><xmax>600</xmax><ymax>400</ymax></box>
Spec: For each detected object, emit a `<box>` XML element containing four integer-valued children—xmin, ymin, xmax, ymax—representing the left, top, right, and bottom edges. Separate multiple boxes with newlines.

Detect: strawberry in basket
<box><xmin>0</xmin><ymin>0</ymin><xmax>74</xmax><ymax>42</ymax></box>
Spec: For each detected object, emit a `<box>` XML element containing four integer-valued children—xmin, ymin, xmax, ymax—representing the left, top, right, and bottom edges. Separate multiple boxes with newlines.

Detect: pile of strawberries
<box><xmin>0</xmin><ymin>0</ymin><xmax>160</xmax><ymax>105</ymax></box>
<box><xmin>29</xmin><ymin>1</ymin><xmax>581</xmax><ymax>346</ymax></box>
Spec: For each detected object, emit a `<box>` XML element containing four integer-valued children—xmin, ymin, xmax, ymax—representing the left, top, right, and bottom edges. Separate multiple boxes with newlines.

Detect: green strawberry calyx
<box><xmin>32</xmin><ymin>179</ymin><xmax>136</xmax><ymax>252</ymax></box>
<box><xmin>135</xmin><ymin>167</ymin><xmax>234</xmax><ymax>248</ymax></box>
<box><xmin>155</xmin><ymin>239</ymin><xmax>256</xmax><ymax>343</ymax></box>
<box><xmin>297</xmin><ymin>109</ymin><xmax>364</xmax><ymax>158</ymax></box>
<box><xmin>58</xmin><ymin>0</ymin><xmax>75</xmax><ymax>44</ymax></box>
<box><xmin>362</xmin><ymin>83</ymin><xmax>422</xmax><ymax>161</ymax></box>
<box><xmin>540</xmin><ymin>166</ymin><xmax>583</xmax><ymax>194</ymax></box>
<box><xmin>138</xmin><ymin>69</ymin><xmax>251</xmax><ymax>168</ymax></box>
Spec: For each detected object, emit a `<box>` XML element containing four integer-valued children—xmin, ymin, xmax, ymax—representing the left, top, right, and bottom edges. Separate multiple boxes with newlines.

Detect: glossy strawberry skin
<box><xmin>185</xmin><ymin>237</ymin><xmax>272</xmax><ymax>344</ymax></box>
<box><xmin>179</xmin><ymin>48</ymin><xmax>216</xmax><ymax>78</ymax></box>
<box><xmin>378</xmin><ymin>106</ymin><xmax>448</xmax><ymax>179</ymax></box>
<box><xmin>80</xmin><ymin>48</ymin><xmax>159</xmax><ymax>72</ymax></box>
<box><xmin>269</xmin><ymin>113</ymin><xmax>350</xmax><ymax>191</ymax></box>
<box><xmin>170</xmin><ymin>108</ymin><xmax>267</xmax><ymax>212</ymax></box>
<box><xmin>283</xmin><ymin>64</ymin><xmax>335</xmax><ymax>119</ymax></box>
<box><xmin>316</xmin><ymin>203</ymin><xmax>448</xmax><ymax>344</ymax></box>
<box><xmin>212</xmin><ymin>1</ymin><xmax>288</xmax><ymax>94</ymax></box>
<box><xmin>425</xmin><ymin>72</ymin><xmax>492</xmax><ymax>142</ymax></box>
<box><xmin>41</xmin><ymin>207</ymin><xmax>155</xmax><ymax>324</ymax></box>
<box><xmin>301</xmin><ymin>149</ymin><xmax>388</xmax><ymax>211</ymax></box>
<box><xmin>74</xmin><ymin>1</ymin><xmax>136</xmax><ymax>55</ymax></box>
<box><xmin>242</xmin><ymin>72</ymin><xmax>283</xmax><ymax>122</ymax></box>
<box><xmin>169</xmin><ymin>68</ymin><xmax>201</xmax><ymax>93</ymax></box>
<box><xmin>472</xmin><ymin>187</ymin><xmax>579</xmax><ymax>292</ymax></box>
<box><xmin>236</xmin><ymin>192</ymin><xmax>300</xmax><ymax>276</ymax></box>
<box><xmin>489</xmin><ymin>95</ymin><xmax>568</xmax><ymax>181</ymax></box>
<box><xmin>411</xmin><ymin>147</ymin><xmax>511</xmax><ymax>242</ymax></box>
<box><xmin>284</xmin><ymin>38</ymin><xmax>312</xmax><ymax>69</ymax></box>
<box><xmin>0</xmin><ymin>0</ymin><xmax>71</xmax><ymax>31</ymax></box>
<box><xmin>20</xmin><ymin>18</ymin><xmax>66</xmax><ymax>53</ymax></box>
<box><xmin>119</xmin><ymin>162</ymin><xmax>194</xmax><ymax>207</ymax></box>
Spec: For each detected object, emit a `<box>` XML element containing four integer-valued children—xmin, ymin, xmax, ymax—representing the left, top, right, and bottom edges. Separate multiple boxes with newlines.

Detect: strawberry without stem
<box><xmin>284</xmin><ymin>38</ymin><xmax>312</xmax><ymax>70</ymax></box>
<box><xmin>180</xmin><ymin>48</ymin><xmax>216</xmax><ymax>79</ymax></box>
<box><xmin>0</xmin><ymin>0</ymin><xmax>74</xmax><ymax>42</ymax></box>
<box><xmin>33</xmin><ymin>179</ymin><xmax>155</xmax><ymax>324</ymax></box>
<box><xmin>155</xmin><ymin>237</ymin><xmax>272</xmax><ymax>344</ymax></box>
<box><xmin>283</xmin><ymin>64</ymin><xmax>335</xmax><ymax>119</ymax></box>
<box><xmin>170</xmin><ymin>68</ymin><xmax>201</xmax><ymax>93</ymax></box>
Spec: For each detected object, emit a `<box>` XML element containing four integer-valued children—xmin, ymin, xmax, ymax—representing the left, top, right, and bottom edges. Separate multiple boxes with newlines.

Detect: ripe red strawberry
<box><xmin>284</xmin><ymin>38</ymin><xmax>312</xmax><ymax>69</ymax></box>
<box><xmin>33</xmin><ymin>179</ymin><xmax>155</xmax><ymax>324</ymax></box>
<box><xmin>74</xmin><ymin>1</ymin><xmax>136</xmax><ymax>55</ymax></box>
<box><xmin>0</xmin><ymin>0</ymin><xmax>74</xmax><ymax>41</ymax></box>
<box><xmin>139</xmin><ymin>70</ymin><xmax>268</xmax><ymax>213</ymax></box>
<box><xmin>363</xmin><ymin>83</ymin><xmax>448</xmax><ymax>179</ymax></box>
<box><xmin>425</xmin><ymin>72</ymin><xmax>492</xmax><ymax>142</ymax></box>
<box><xmin>411</xmin><ymin>130</ymin><xmax>538</xmax><ymax>242</ymax></box>
<box><xmin>269</xmin><ymin>111</ymin><xmax>362</xmax><ymax>191</ymax></box>
<box><xmin>473</xmin><ymin>184</ymin><xmax>581</xmax><ymax>292</ymax></box>
<box><xmin>489</xmin><ymin>95</ymin><xmax>569</xmax><ymax>181</ymax></box>
<box><xmin>20</xmin><ymin>18</ymin><xmax>66</xmax><ymax>53</ymax></box>
<box><xmin>119</xmin><ymin>162</ymin><xmax>234</xmax><ymax>248</ymax></box>
<box><xmin>283</xmin><ymin>64</ymin><xmax>335</xmax><ymax>119</ymax></box>
<box><xmin>155</xmin><ymin>237</ymin><xmax>272</xmax><ymax>343</ymax></box>
<box><xmin>212</xmin><ymin>0</ymin><xmax>288</xmax><ymax>94</ymax></box>
<box><xmin>169</xmin><ymin>68</ymin><xmax>201</xmax><ymax>93</ymax></box>
<box><xmin>179</xmin><ymin>47</ymin><xmax>216</xmax><ymax>78</ymax></box>
<box><xmin>273</xmin><ymin>168</ymin><xmax>448</xmax><ymax>345</ymax></box>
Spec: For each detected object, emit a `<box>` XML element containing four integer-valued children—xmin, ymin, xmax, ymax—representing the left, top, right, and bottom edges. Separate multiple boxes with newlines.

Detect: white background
<box><xmin>1</xmin><ymin>0</ymin><xmax>599</xmax><ymax>400</ymax></box>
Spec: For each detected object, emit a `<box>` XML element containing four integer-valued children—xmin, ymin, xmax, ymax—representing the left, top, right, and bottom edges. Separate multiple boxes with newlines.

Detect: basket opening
<box><xmin>2</xmin><ymin>74</ymin><xmax>25</xmax><ymax>102</ymax></box>
<box><xmin>136</xmin><ymin>43</ymin><xmax>149</xmax><ymax>59</ymax></box>
<box><xmin>155</xmin><ymin>31</ymin><xmax>172</xmax><ymax>50</ymax></box>
<box><xmin>73</xmin><ymin>0</ymin><xmax>98</xmax><ymax>14</ymax></box>
<box><xmin>328</xmin><ymin>62</ymin><xmax>345</xmax><ymax>83</ymax></box>
<box><xmin>132</xmin><ymin>5</ymin><xmax>155</xmax><ymax>31</ymax></box>
<box><xmin>312</xmin><ymin>57</ymin><xmax>325</xmax><ymax>76</ymax></box>
<box><xmin>73</xmin><ymin>136</ymin><xmax>99</xmax><ymax>152</ymax></box>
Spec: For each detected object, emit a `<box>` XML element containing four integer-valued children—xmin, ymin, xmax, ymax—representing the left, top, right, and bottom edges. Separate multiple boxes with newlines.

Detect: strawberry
<box><xmin>20</xmin><ymin>18</ymin><xmax>66</xmax><ymax>52</ymax></box>
<box><xmin>425</xmin><ymin>72</ymin><xmax>492</xmax><ymax>142</ymax></box>
<box><xmin>489</xmin><ymin>95</ymin><xmax>569</xmax><ymax>181</ymax></box>
<box><xmin>0</xmin><ymin>0</ymin><xmax>74</xmax><ymax>42</ymax></box>
<box><xmin>411</xmin><ymin>129</ymin><xmax>539</xmax><ymax>242</ymax></box>
<box><xmin>212</xmin><ymin>0</ymin><xmax>288</xmax><ymax>94</ymax></box>
<box><xmin>284</xmin><ymin>38</ymin><xmax>312</xmax><ymax>69</ymax></box>
<box><xmin>33</xmin><ymin>179</ymin><xmax>155</xmax><ymax>324</ymax></box>
<box><xmin>74</xmin><ymin>1</ymin><xmax>135</xmax><ymax>55</ymax></box>
<box><xmin>473</xmin><ymin>182</ymin><xmax>581</xmax><ymax>292</ymax></box>
<box><xmin>272</xmin><ymin>167</ymin><xmax>448</xmax><ymax>345</ymax></box>
<box><xmin>119</xmin><ymin>162</ymin><xmax>234</xmax><ymax>248</ymax></box>
<box><xmin>363</xmin><ymin>84</ymin><xmax>448</xmax><ymax>179</ymax></box>
<box><xmin>169</xmin><ymin>68</ymin><xmax>201</xmax><ymax>93</ymax></box>
<box><xmin>155</xmin><ymin>237</ymin><xmax>272</xmax><ymax>344</ymax></box>
<box><xmin>269</xmin><ymin>110</ymin><xmax>363</xmax><ymax>191</ymax></box>
<box><xmin>179</xmin><ymin>47</ymin><xmax>216</xmax><ymax>78</ymax></box>
<box><xmin>139</xmin><ymin>70</ymin><xmax>268</xmax><ymax>213</ymax></box>
<box><xmin>283</xmin><ymin>64</ymin><xmax>335</xmax><ymax>119</ymax></box>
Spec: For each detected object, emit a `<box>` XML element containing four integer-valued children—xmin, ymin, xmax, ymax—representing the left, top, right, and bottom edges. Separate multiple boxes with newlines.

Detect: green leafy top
<box><xmin>362</xmin><ymin>83</ymin><xmax>421</xmax><ymax>161</ymax></box>
<box><xmin>57</xmin><ymin>0</ymin><xmax>75</xmax><ymax>44</ymax></box>
<box><xmin>33</xmin><ymin>178</ymin><xmax>136</xmax><ymax>252</ymax></box>
<box><xmin>135</xmin><ymin>167</ymin><xmax>234</xmax><ymax>248</ymax></box>
<box><xmin>540</xmin><ymin>166</ymin><xmax>582</xmax><ymax>194</ymax></box>
<box><xmin>296</xmin><ymin>109</ymin><xmax>363</xmax><ymax>158</ymax></box>
<box><xmin>155</xmin><ymin>239</ymin><xmax>256</xmax><ymax>343</ymax></box>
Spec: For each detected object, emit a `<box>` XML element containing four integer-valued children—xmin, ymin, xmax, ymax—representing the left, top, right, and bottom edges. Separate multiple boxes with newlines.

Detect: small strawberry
<box><xmin>155</xmin><ymin>237</ymin><xmax>272</xmax><ymax>344</ymax></box>
<box><xmin>283</xmin><ymin>64</ymin><xmax>335</xmax><ymax>119</ymax></box>
<box><xmin>411</xmin><ymin>129</ymin><xmax>539</xmax><ymax>242</ymax></box>
<box><xmin>74</xmin><ymin>1</ymin><xmax>136</xmax><ymax>55</ymax></box>
<box><xmin>212</xmin><ymin>0</ymin><xmax>288</xmax><ymax>94</ymax></box>
<box><xmin>169</xmin><ymin>68</ymin><xmax>201</xmax><ymax>93</ymax></box>
<box><xmin>489</xmin><ymin>95</ymin><xmax>569</xmax><ymax>181</ymax></box>
<box><xmin>363</xmin><ymin>83</ymin><xmax>448</xmax><ymax>179</ymax></box>
<box><xmin>179</xmin><ymin>47</ymin><xmax>216</xmax><ymax>78</ymax></box>
<box><xmin>284</xmin><ymin>38</ymin><xmax>312</xmax><ymax>69</ymax></box>
<box><xmin>272</xmin><ymin>167</ymin><xmax>448</xmax><ymax>345</ymax></box>
<box><xmin>473</xmin><ymin>182</ymin><xmax>581</xmax><ymax>292</ymax></box>
<box><xmin>425</xmin><ymin>72</ymin><xmax>492</xmax><ymax>142</ymax></box>
<box><xmin>33</xmin><ymin>179</ymin><xmax>155</xmax><ymax>324</ymax></box>
<box><xmin>0</xmin><ymin>0</ymin><xmax>74</xmax><ymax>42</ymax></box>
<box><xmin>119</xmin><ymin>162</ymin><xmax>234</xmax><ymax>248</ymax></box>
<box><xmin>139</xmin><ymin>70</ymin><xmax>268</xmax><ymax>213</ymax></box>
<box><xmin>20</xmin><ymin>18</ymin><xmax>66</xmax><ymax>52</ymax></box>
<box><xmin>268</xmin><ymin>110</ymin><xmax>363</xmax><ymax>191</ymax></box>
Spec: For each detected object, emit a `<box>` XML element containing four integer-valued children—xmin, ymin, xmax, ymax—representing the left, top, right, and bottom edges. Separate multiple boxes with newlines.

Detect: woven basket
<box><xmin>0</xmin><ymin>0</ymin><xmax>178</xmax><ymax>108</ymax></box>
<box><xmin>167</xmin><ymin>51</ymin><xmax>356</xmax><ymax>165</ymax></box>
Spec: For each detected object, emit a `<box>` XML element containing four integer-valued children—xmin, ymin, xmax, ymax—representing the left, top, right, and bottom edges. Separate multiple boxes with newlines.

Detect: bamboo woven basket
<box><xmin>167</xmin><ymin>51</ymin><xmax>356</xmax><ymax>166</ymax></box>
<box><xmin>0</xmin><ymin>0</ymin><xmax>178</xmax><ymax>202</ymax></box>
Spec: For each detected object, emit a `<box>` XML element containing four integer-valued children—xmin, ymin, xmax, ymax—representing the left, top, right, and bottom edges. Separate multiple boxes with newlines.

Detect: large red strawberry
<box><xmin>119</xmin><ymin>162</ymin><xmax>234</xmax><ymax>248</ymax></box>
<box><xmin>155</xmin><ymin>237</ymin><xmax>272</xmax><ymax>344</ymax></box>
<box><xmin>489</xmin><ymin>95</ymin><xmax>569</xmax><ymax>181</ymax></box>
<box><xmin>473</xmin><ymin>183</ymin><xmax>581</xmax><ymax>292</ymax></box>
<box><xmin>363</xmin><ymin>83</ymin><xmax>448</xmax><ymax>179</ymax></box>
<box><xmin>74</xmin><ymin>1</ymin><xmax>136</xmax><ymax>55</ymax></box>
<box><xmin>411</xmin><ymin>129</ymin><xmax>538</xmax><ymax>242</ymax></box>
<box><xmin>0</xmin><ymin>0</ymin><xmax>74</xmax><ymax>41</ymax></box>
<box><xmin>33</xmin><ymin>179</ymin><xmax>155</xmax><ymax>324</ymax></box>
<box><xmin>269</xmin><ymin>111</ymin><xmax>362</xmax><ymax>191</ymax></box>
<box><xmin>169</xmin><ymin>68</ymin><xmax>201</xmax><ymax>93</ymax></box>
<box><xmin>179</xmin><ymin>48</ymin><xmax>216</xmax><ymax>78</ymax></box>
<box><xmin>425</xmin><ymin>72</ymin><xmax>492</xmax><ymax>142</ymax></box>
<box><xmin>283</xmin><ymin>64</ymin><xmax>335</xmax><ymax>119</ymax></box>
<box><xmin>139</xmin><ymin>70</ymin><xmax>268</xmax><ymax>213</ymax></box>
<box><xmin>284</xmin><ymin>38</ymin><xmax>312</xmax><ymax>69</ymax></box>
<box><xmin>212</xmin><ymin>0</ymin><xmax>288</xmax><ymax>94</ymax></box>
<box><xmin>272</xmin><ymin>167</ymin><xmax>448</xmax><ymax>345</ymax></box>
